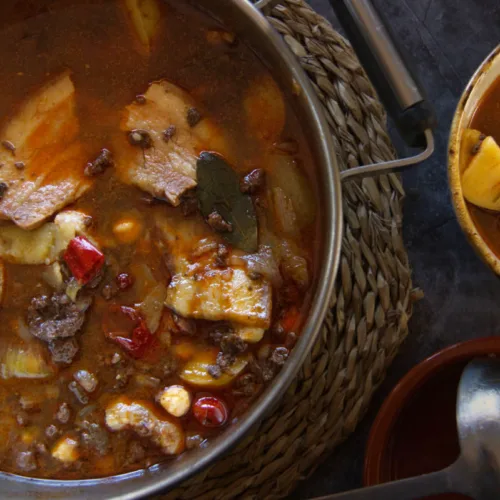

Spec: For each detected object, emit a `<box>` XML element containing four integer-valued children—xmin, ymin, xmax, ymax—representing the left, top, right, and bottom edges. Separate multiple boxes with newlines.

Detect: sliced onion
<box><xmin>272</xmin><ymin>187</ymin><xmax>300</xmax><ymax>238</ymax></box>
<box><xmin>233</xmin><ymin>246</ymin><xmax>282</xmax><ymax>288</ymax></box>
<box><xmin>139</xmin><ymin>283</ymin><xmax>167</xmax><ymax>333</ymax></box>
<box><xmin>66</xmin><ymin>278</ymin><xmax>83</xmax><ymax>302</ymax></box>
<box><xmin>280</xmin><ymin>241</ymin><xmax>310</xmax><ymax>289</ymax></box>
<box><xmin>266</xmin><ymin>154</ymin><xmax>316</xmax><ymax>228</ymax></box>
<box><xmin>16</xmin><ymin>319</ymin><xmax>33</xmax><ymax>343</ymax></box>
<box><xmin>192</xmin><ymin>239</ymin><xmax>218</xmax><ymax>258</ymax></box>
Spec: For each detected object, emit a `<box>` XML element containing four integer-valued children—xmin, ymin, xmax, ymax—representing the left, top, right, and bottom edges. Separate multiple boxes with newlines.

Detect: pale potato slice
<box><xmin>123</xmin><ymin>0</ymin><xmax>161</xmax><ymax>51</ymax></box>
<box><xmin>0</xmin><ymin>210</ymin><xmax>89</xmax><ymax>265</ymax></box>
<box><xmin>234</xmin><ymin>324</ymin><xmax>265</xmax><ymax>343</ymax></box>
<box><xmin>266</xmin><ymin>154</ymin><xmax>316</xmax><ymax>228</ymax></box>
<box><xmin>244</xmin><ymin>73</ymin><xmax>286</xmax><ymax>149</ymax></box>
<box><xmin>462</xmin><ymin>135</ymin><xmax>500</xmax><ymax>210</ymax></box>
<box><xmin>179</xmin><ymin>350</ymin><xmax>248</xmax><ymax>387</ymax></box>
<box><xmin>0</xmin><ymin>343</ymin><xmax>54</xmax><ymax>380</ymax></box>
<box><xmin>460</xmin><ymin>128</ymin><xmax>483</xmax><ymax>173</ymax></box>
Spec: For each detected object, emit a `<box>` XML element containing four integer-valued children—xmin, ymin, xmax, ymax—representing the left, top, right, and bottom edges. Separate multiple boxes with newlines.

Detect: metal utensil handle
<box><xmin>253</xmin><ymin>0</ymin><xmax>280</xmax><ymax>10</ymax></box>
<box><xmin>312</xmin><ymin>467</ymin><xmax>457</xmax><ymax>500</ymax></box>
<box><xmin>331</xmin><ymin>0</ymin><xmax>436</xmax><ymax>149</ymax></box>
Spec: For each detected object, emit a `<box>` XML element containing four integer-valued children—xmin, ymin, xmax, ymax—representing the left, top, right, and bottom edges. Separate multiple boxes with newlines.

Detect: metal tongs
<box><xmin>254</xmin><ymin>0</ymin><xmax>436</xmax><ymax>180</ymax></box>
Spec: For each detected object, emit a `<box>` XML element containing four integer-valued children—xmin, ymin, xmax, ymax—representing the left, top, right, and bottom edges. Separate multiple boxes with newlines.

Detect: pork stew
<box><xmin>0</xmin><ymin>0</ymin><xmax>318</xmax><ymax>479</ymax></box>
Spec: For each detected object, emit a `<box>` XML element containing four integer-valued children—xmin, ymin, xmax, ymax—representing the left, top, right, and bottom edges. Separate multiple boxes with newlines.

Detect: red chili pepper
<box><xmin>63</xmin><ymin>236</ymin><xmax>105</xmax><ymax>284</ymax></box>
<box><xmin>111</xmin><ymin>317</ymin><xmax>155</xmax><ymax>359</ymax></box>
<box><xmin>192</xmin><ymin>396</ymin><xmax>229</xmax><ymax>428</ymax></box>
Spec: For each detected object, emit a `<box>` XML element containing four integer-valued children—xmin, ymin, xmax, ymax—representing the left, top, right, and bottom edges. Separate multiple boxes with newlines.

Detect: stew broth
<box><xmin>0</xmin><ymin>0</ymin><xmax>319</xmax><ymax>479</ymax></box>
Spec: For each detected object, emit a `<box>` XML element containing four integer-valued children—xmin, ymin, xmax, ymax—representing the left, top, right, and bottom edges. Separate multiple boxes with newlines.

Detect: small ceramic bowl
<box><xmin>448</xmin><ymin>46</ymin><xmax>500</xmax><ymax>275</ymax></box>
<box><xmin>363</xmin><ymin>337</ymin><xmax>500</xmax><ymax>499</ymax></box>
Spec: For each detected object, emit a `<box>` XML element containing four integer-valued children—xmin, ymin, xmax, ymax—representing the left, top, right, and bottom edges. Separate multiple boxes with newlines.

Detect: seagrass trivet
<box><xmin>161</xmin><ymin>1</ymin><xmax>417</xmax><ymax>498</ymax></box>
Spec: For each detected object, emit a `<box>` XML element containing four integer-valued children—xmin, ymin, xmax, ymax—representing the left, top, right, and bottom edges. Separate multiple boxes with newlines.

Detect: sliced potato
<box><xmin>124</xmin><ymin>0</ymin><xmax>161</xmax><ymax>52</ymax></box>
<box><xmin>0</xmin><ymin>260</ymin><xmax>4</xmax><ymax>305</ymax></box>
<box><xmin>0</xmin><ymin>223</ymin><xmax>58</xmax><ymax>265</ymax></box>
<box><xmin>460</xmin><ymin>128</ymin><xmax>483</xmax><ymax>173</ymax></box>
<box><xmin>244</xmin><ymin>73</ymin><xmax>286</xmax><ymax>148</ymax></box>
<box><xmin>0</xmin><ymin>210</ymin><xmax>89</xmax><ymax>265</ymax></box>
<box><xmin>235</xmin><ymin>324</ymin><xmax>265</xmax><ymax>343</ymax></box>
<box><xmin>267</xmin><ymin>154</ymin><xmax>316</xmax><ymax>228</ymax></box>
<box><xmin>179</xmin><ymin>350</ymin><xmax>248</xmax><ymax>387</ymax></box>
<box><xmin>462</xmin><ymin>136</ymin><xmax>500</xmax><ymax>210</ymax></box>
<box><xmin>0</xmin><ymin>343</ymin><xmax>54</xmax><ymax>380</ymax></box>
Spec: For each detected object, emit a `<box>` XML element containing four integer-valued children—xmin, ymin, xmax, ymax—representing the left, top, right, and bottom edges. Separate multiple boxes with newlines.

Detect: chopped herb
<box><xmin>187</xmin><ymin>107</ymin><xmax>202</xmax><ymax>127</ymax></box>
<box><xmin>1</xmin><ymin>140</ymin><xmax>15</xmax><ymax>154</ymax></box>
<box><xmin>0</xmin><ymin>182</ymin><xmax>7</xmax><ymax>199</ymax></box>
<box><xmin>163</xmin><ymin>125</ymin><xmax>176</xmax><ymax>142</ymax></box>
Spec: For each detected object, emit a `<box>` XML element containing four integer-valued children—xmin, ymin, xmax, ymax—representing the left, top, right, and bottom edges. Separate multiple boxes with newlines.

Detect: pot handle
<box><xmin>253</xmin><ymin>0</ymin><xmax>436</xmax><ymax>181</ymax></box>
<box><xmin>329</xmin><ymin>0</ymin><xmax>436</xmax><ymax>181</ymax></box>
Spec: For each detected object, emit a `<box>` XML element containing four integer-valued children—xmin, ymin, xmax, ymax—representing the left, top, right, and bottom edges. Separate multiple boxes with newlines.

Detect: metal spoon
<box><xmin>312</xmin><ymin>358</ymin><xmax>500</xmax><ymax>499</ymax></box>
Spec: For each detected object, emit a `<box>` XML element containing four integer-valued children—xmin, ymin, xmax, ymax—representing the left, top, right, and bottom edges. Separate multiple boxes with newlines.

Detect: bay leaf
<box><xmin>197</xmin><ymin>152</ymin><xmax>258</xmax><ymax>253</ymax></box>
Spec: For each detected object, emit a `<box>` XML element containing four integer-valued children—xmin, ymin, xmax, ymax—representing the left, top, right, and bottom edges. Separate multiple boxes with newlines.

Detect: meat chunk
<box><xmin>156</xmin><ymin>214</ymin><xmax>272</xmax><ymax>328</ymax></box>
<box><xmin>84</xmin><ymin>149</ymin><xmax>114</xmax><ymax>177</ymax></box>
<box><xmin>48</xmin><ymin>338</ymin><xmax>79</xmax><ymax>365</ymax></box>
<box><xmin>116</xmin><ymin>80</ymin><xmax>228</xmax><ymax>206</ymax></box>
<box><xmin>105</xmin><ymin>397</ymin><xmax>184</xmax><ymax>455</ymax></box>
<box><xmin>27</xmin><ymin>293</ymin><xmax>92</xmax><ymax>343</ymax></box>
<box><xmin>0</xmin><ymin>73</ymin><xmax>91</xmax><ymax>229</ymax></box>
<box><xmin>80</xmin><ymin>421</ymin><xmax>109</xmax><ymax>456</ymax></box>
<box><xmin>15</xmin><ymin>451</ymin><xmax>37</xmax><ymax>472</ymax></box>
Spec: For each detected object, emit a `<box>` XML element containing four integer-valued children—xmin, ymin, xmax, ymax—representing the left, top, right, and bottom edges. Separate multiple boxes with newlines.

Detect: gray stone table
<box><xmin>291</xmin><ymin>0</ymin><xmax>500</xmax><ymax>498</ymax></box>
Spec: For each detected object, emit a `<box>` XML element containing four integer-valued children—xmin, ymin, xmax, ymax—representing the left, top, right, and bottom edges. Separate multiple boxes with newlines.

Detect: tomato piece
<box><xmin>281</xmin><ymin>306</ymin><xmax>300</xmax><ymax>332</ymax></box>
<box><xmin>192</xmin><ymin>396</ymin><xmax>229</xmax><ymax>428</ymax></box>
<box><xmin>63</xmin><ymin>236</ymin><xmax>105</xmax><ymax>284</ymax></box>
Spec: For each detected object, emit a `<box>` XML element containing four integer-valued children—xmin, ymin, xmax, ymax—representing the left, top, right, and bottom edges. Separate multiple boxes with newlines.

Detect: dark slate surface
<box><xmin>291</xmin><ymin>1</ymin><xmax>500</xmax><ymax>498</ymax></box>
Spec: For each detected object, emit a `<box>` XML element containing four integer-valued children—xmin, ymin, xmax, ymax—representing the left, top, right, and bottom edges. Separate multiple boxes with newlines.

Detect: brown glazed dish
<box><xmin>364</xmin><ymin>337</ymin><xmax>500</xmax><ymax>499</ymax></box>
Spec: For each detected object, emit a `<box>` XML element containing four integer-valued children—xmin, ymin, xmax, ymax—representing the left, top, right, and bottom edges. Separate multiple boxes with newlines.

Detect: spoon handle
<box><xmin>312</xmin><ymin>468</ymin><xmax>454</xmax><ymax>500</ymax></box>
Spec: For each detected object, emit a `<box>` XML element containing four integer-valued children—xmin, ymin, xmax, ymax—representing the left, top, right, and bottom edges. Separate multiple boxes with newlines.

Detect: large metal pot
<box><xmin>0</xmin><ymin>1</ymin><xmax>434</xmax><ymax>497</ymax></box>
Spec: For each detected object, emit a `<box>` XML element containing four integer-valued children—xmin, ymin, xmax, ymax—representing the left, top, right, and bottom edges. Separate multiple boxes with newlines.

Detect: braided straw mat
<box><xmin>161</xmin><ymin>1</ymin><xmax>417</xmax><ymax>498</ymax></box>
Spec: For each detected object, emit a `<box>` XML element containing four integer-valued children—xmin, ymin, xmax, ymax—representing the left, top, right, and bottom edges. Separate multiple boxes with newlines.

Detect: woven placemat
<box><xmin>162</xmin><ymin>1</ymin><xmax>416</xmax><ymax>498</ymax></box>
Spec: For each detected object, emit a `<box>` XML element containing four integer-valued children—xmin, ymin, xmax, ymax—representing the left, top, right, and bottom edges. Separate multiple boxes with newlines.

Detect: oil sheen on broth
<box><xmin>0</xmin><ymin>0</ymin><xmax>318</xmax><ymax>479</ymax></box>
